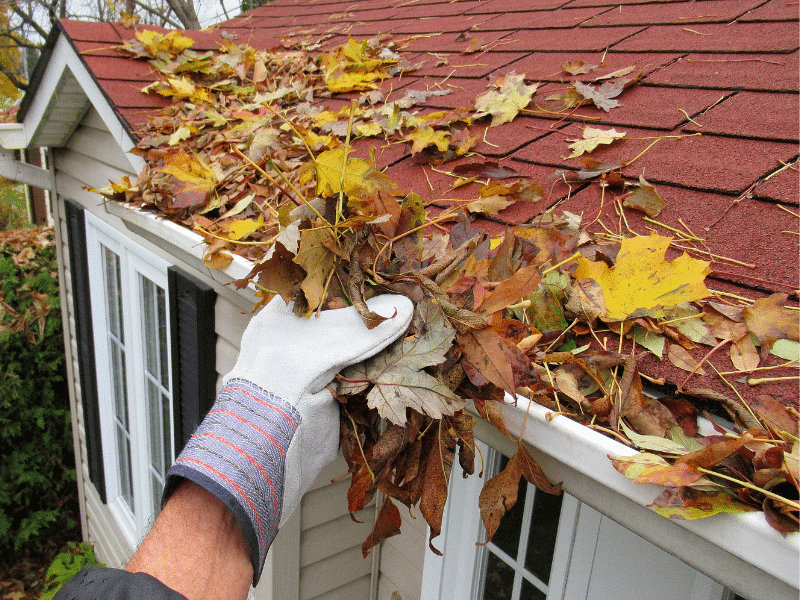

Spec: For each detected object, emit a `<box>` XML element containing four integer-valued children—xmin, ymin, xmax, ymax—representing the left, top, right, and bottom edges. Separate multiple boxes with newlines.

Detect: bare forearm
<box><xmin>126</xmin><ymin>480</ymin><xmax>253</xmax><ymax>600</ymax></box>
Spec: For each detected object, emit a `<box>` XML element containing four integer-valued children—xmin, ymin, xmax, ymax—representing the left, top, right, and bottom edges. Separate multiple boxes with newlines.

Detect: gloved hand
<box><xmin>164</xmin><ymin>294</ymin><xmax>413</xmax><ymax>585</ymax></box>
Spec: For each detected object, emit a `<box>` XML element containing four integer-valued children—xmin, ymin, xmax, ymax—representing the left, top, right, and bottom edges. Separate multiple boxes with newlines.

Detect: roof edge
<box><xmin>17</xmin><ymin>22</ymin><xmax>62</xmax><ymax>123</ymax></box>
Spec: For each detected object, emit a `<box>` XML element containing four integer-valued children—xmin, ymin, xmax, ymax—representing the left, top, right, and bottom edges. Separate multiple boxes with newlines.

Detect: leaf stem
<box><xmin>696</xmin><ymin>467</ymin><xmax>800</xmax><ymax>511</ymax></box>
<box><xmin>708</xmin><ymin>363</ymin><xmax>762</xmax><ymax>428</ymax></box>
<box><xmin>346</xmin><ymin>411</ymin><xmax>375</xmax><ymax>483</ymax></box>
<box><xmin>541</xmin><ymin>251</ymin><xmax>582</xmax><ymax>275</ymax></box>
<box><xmin>622</xmin><ymin>133</ymin><xmax>701</xmax><ymax>169</ymax></box>
<box><xmin>371</xmin><ymin>207</ymin><xmax>461</xmax><ymax>280</ymax></box>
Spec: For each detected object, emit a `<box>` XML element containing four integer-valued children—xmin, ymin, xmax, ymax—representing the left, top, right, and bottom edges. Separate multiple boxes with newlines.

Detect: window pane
<box><xmin>525</xmin><ymin>490</ymin><xmax>563</xmax><ymax>584</ymax></box>
<box><xmin>157</xmin><ymin>285</ymin><xmax>169</xmax><ymax>389</ymax></box>
<box><xmin>520</xmin><ymin>578</ymin><xmax>547</xmax><ymax>600</ymax></box>
<box><xmin>142</xmin><ymin>278</ymin><xmax>158</xmax><ymax>378</ymax></box>
<box><xmin>116</xmin><ymin>424</ymin><xmax>133</xmax><ymax>510</ymax></box>
<box><xmin>147</xmin><ymin>379</ymin><xmax>164</xmax><ymax>477</ymax></box>
<box><xmin>151</xmin><ymin>472</ymin><xmax>163</xmax><ymax>518</ymax></box>
<box><xmin>482</xmin><ymin>552</ymin><xmax>515</xmax><ymax>600</ymax></box>
<box><xmin>110</xmin><ymin>341</ymin><xmax>128</xmax><ymax>429</ymax></box>
<box><xmin>103</xmin><ymin>247</ymin><xmax>123</xmax><ymax>342</ymax></box>
<box><xmin>492</xmin><ymin>456</ymin><xmax>526</xmax><ymax>559</ymax></box>
<box><xmin>162</xmin><ymin>392</ymin><xmax>172</xmax><ymax>468</ymax></box>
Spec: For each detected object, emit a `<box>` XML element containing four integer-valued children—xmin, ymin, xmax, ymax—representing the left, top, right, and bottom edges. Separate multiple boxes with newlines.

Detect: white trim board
<box><xmin>16</xmin><ymin>32</ymin><xmax>145</xmax><ymax>174</ymax></box>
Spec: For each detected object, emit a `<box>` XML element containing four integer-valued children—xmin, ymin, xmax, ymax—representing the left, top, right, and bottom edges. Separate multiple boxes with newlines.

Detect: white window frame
<box><xmin>85</xmin><ymin>213</ymin><xmax>174</xmax><ymax>547</ymax></box>
<box><xmin>422</xmin><ymin>442</ymin><xmax>728</xmax><ymax>600</ymax></box>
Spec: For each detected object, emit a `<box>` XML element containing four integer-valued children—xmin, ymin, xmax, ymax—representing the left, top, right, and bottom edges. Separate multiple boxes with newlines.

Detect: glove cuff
<box><xmin>163</xmin><ymin>379</ymin><xmax>300</xmax><ymax>586</ymax></box>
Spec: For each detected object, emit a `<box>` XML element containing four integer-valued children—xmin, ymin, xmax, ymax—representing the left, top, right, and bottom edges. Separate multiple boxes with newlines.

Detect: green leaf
<box><xmin>620</xmin><ymin>421</ymin><xmax>690</xmax><ymax>454</ymax></box>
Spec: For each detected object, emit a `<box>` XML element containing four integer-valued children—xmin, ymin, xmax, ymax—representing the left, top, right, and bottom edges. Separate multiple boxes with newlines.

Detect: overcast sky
<box><xmin>197</xmin><ymin>0</ymin><xmax>243</xmax><ymax>27</ymax></box>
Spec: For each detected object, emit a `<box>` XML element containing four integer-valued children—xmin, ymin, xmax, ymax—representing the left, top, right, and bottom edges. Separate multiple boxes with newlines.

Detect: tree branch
<box><xmin>0</xmin><ymin>63</ymin><xmax>27</xmax><ymax>90</ymax></box>
<box><xmin>130</xmin><ymin>0</ymin><xmax>183</xmax><ymax>29</ymax></box>
<box><xmin>11</xmin><ymin>4</ymin><xmax>49</xmax><ymax>40</ymax></box>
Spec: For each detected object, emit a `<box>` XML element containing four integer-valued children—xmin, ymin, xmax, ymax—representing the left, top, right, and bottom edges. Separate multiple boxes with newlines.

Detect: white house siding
<box><xmin>299</xmin><ymin>458</ymin><xmax>376</xmax><ymax>600</ymax></box>
<box><xmin>377</xmin><ymin>502</ymin><xmax>427</xmax><ymax>600</ymax></box>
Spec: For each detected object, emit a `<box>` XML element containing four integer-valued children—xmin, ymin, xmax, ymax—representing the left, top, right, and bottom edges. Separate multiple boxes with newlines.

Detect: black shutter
<box><xmin>168</xmin><ymin>267</ymin><xmax>216</xmax><ymax>451</ymax></box>
<box><xmin>64</xmin><ymin>199</ymin><xmax>106</xmax><ymax>503</ymax></box>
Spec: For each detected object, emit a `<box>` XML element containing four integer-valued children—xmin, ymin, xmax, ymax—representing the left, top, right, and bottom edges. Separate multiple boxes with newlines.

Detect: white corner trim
<box><xmin>496</xmin><ymin>396</ymin><xmax>799</xmax><ymax>597</ymax></box>
<box><xmin>0</xmin><ymin>123</ymin><xmax>27</xmax><ymax>149</ymax></box>
<box><xmin>21</xmin><ymin>32</ymin><xmax>145</xmax><ymax>174</ymax></box>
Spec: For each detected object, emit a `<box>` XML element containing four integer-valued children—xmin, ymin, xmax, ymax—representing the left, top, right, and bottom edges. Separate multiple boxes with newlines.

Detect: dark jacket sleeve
<box><xmin>52</xmin><ymin>566</ymin><xmax>188</xmax><ymax>600</ymax></box>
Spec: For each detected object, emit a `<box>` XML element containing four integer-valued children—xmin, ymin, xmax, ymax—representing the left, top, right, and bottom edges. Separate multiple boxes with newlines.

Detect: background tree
<box><xmin>0</xmin><ymin>0</ymin><xmax>245</xmax><ymax>96</ymax></box>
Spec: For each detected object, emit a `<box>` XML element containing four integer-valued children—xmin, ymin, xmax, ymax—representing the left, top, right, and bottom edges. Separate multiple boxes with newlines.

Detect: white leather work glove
<box><xmin>164</xmin><ymin>294</ymin><xmax>413</xmax><ymax>585</ymax></box>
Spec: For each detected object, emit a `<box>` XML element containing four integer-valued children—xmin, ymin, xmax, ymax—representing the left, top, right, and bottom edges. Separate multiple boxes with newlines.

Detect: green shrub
<box><xmin>0</xmin><ymin>182</ymin><xmax>27</xmax><ymax>232</ymax></box>
<box><xmin>38</xmin><ymin>542</ymin><xmax>104</xmax><ymax>600</ymax></box>
<box><xmin>0</xmin><ymin>227</ymin><xmax>74</xmax><ymax>560</ymax></box>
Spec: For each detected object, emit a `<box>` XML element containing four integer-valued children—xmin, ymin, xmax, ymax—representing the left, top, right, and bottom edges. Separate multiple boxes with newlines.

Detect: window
<box><xmin>85</xmin><ymin>213</ymin><xmax>174</xmax><ymax>544</ymax></box>
<box><xmin>475</xmin><ymin>455</ymin><xmax>569</xmax><ymax>600</ymax></box>
<box><xmin>422</xmin><ymin>442</ymin><xmax>729</xmax><ymax>600</ymax></box>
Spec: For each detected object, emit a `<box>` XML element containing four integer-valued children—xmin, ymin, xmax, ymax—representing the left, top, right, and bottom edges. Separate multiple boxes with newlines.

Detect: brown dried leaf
<box><xmin>743</xmin><ymin>293</ymin><xmax>800</xmax><ymax>359</ymax></box>
<box><xmin>362</xmin><ymin>496</ymin><xmax>403</xmax><ymax>557</ymax></box>
<box><xmin>668</xmin><ymin>344</ymin><xmax>706</xmax><ymax>375</ymax></box>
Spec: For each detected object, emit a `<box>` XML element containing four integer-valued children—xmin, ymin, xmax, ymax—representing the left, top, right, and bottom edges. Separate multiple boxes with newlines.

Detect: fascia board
<box><xmin>487</xmin><ymin>396</ymin><xmax>799</xmax><ymax>599</ymax></box>
<box><xmin>20</xmin><ymin>32</ymin><xmax>145</xmax><ymax>175</ymax></box>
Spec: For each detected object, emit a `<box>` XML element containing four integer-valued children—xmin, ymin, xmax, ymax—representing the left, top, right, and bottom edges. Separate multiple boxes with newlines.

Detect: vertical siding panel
<box><xmin>377</xmin><ymin>505</ymin><xmax>427</xmax><ymax>600</ymax></box>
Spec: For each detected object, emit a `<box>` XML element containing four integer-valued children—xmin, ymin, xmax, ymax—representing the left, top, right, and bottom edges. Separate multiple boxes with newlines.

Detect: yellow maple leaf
<box><xmin>565</xmin><ymin>126</ymin><xmax>626</xmax><ymax>159</ymax></box>
<box><xmin>474</xmin><ymin>72</ymin><xmax>538</xmax><ymax>127</ymax></box>
<box><xmin>311</xmin><ymin>148</ymin><xmax>401</xmax><ymax>198</ymax></box>
<box><xmin>220</xmin><ymin>214</ymin><xmax>265</xmax><ymax>241</ymax></box>
<box><xmin>405</xmin><ymin>127</ymin><xmax>450</xmax><ymax>154</ymax></box>
<box><xmin>160</xmin><ymin>150</ymin><xmax>217</xmax><ymax>208</ymax></box>
<box><xmin>573</xmin><ymin>234</ymin><xmax>711</xmax><ymax>321</ymax></box>
<box><xmin>293</xmin><ymin>226</ymin><xmax>337</xmax><ymax>311</ymax></box>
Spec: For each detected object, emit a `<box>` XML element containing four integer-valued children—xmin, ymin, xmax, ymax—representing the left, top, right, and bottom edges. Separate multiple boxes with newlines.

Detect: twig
<box><xmin>671</xmin><ymin>243</ymin><xmax>756</xmax><ymax>268</ymax></box>
<box><xmin>748</xmin><ymin>375</ymin><xmax>800</xmax><ymax>386</ymax></box>
<box><xmin>696</xmin><ymin>467</ymin><xmax>800</xmax><ymax>511</ymax></box>
<box><xmin>719</xmin><ymin>359</ymin><xmax>799</xmax><ymax>376</ymax></box>
<box><xmin>679</xmin><ymin>338</ymin><xmax>731</xmax><ymax>391</ymax></box>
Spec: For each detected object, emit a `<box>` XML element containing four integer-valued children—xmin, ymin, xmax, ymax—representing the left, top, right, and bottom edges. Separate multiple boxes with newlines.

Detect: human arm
<box><xmin>55</xmin><ymin>295</ymin><xmax>413</xmax><ymax>600</ymax></box>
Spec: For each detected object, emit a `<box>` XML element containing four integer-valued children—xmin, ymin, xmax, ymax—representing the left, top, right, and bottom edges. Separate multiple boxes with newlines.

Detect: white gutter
<box><xmin>478</xmin><ymin>397</ymin><xmax>799</xmax><ymax>600</ymax></box>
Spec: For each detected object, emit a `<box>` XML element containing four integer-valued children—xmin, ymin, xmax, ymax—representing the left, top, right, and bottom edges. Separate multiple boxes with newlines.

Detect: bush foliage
<box><xmin>38</xmin><ymin>542</ymin><xmax>104</xmax><ymax>600</ymax></box>
<box><xmin>0</xmin><ymin>227</ymin><xmax>74</xmax><ymax>560</ymax></box>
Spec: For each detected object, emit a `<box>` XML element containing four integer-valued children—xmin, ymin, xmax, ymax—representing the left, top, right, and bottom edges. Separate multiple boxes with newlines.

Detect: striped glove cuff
<box><xmin>164</xmin><ymin>378</ymin><xmax>301</xmax><ymax>585</ymax></box>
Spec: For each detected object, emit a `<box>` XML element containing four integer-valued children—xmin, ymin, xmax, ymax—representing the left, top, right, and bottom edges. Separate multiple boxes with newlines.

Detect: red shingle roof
<box><xmin>57</xmin><ymin>0</ymin><xmax>798</xmax><ymax>405</ymax></box>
